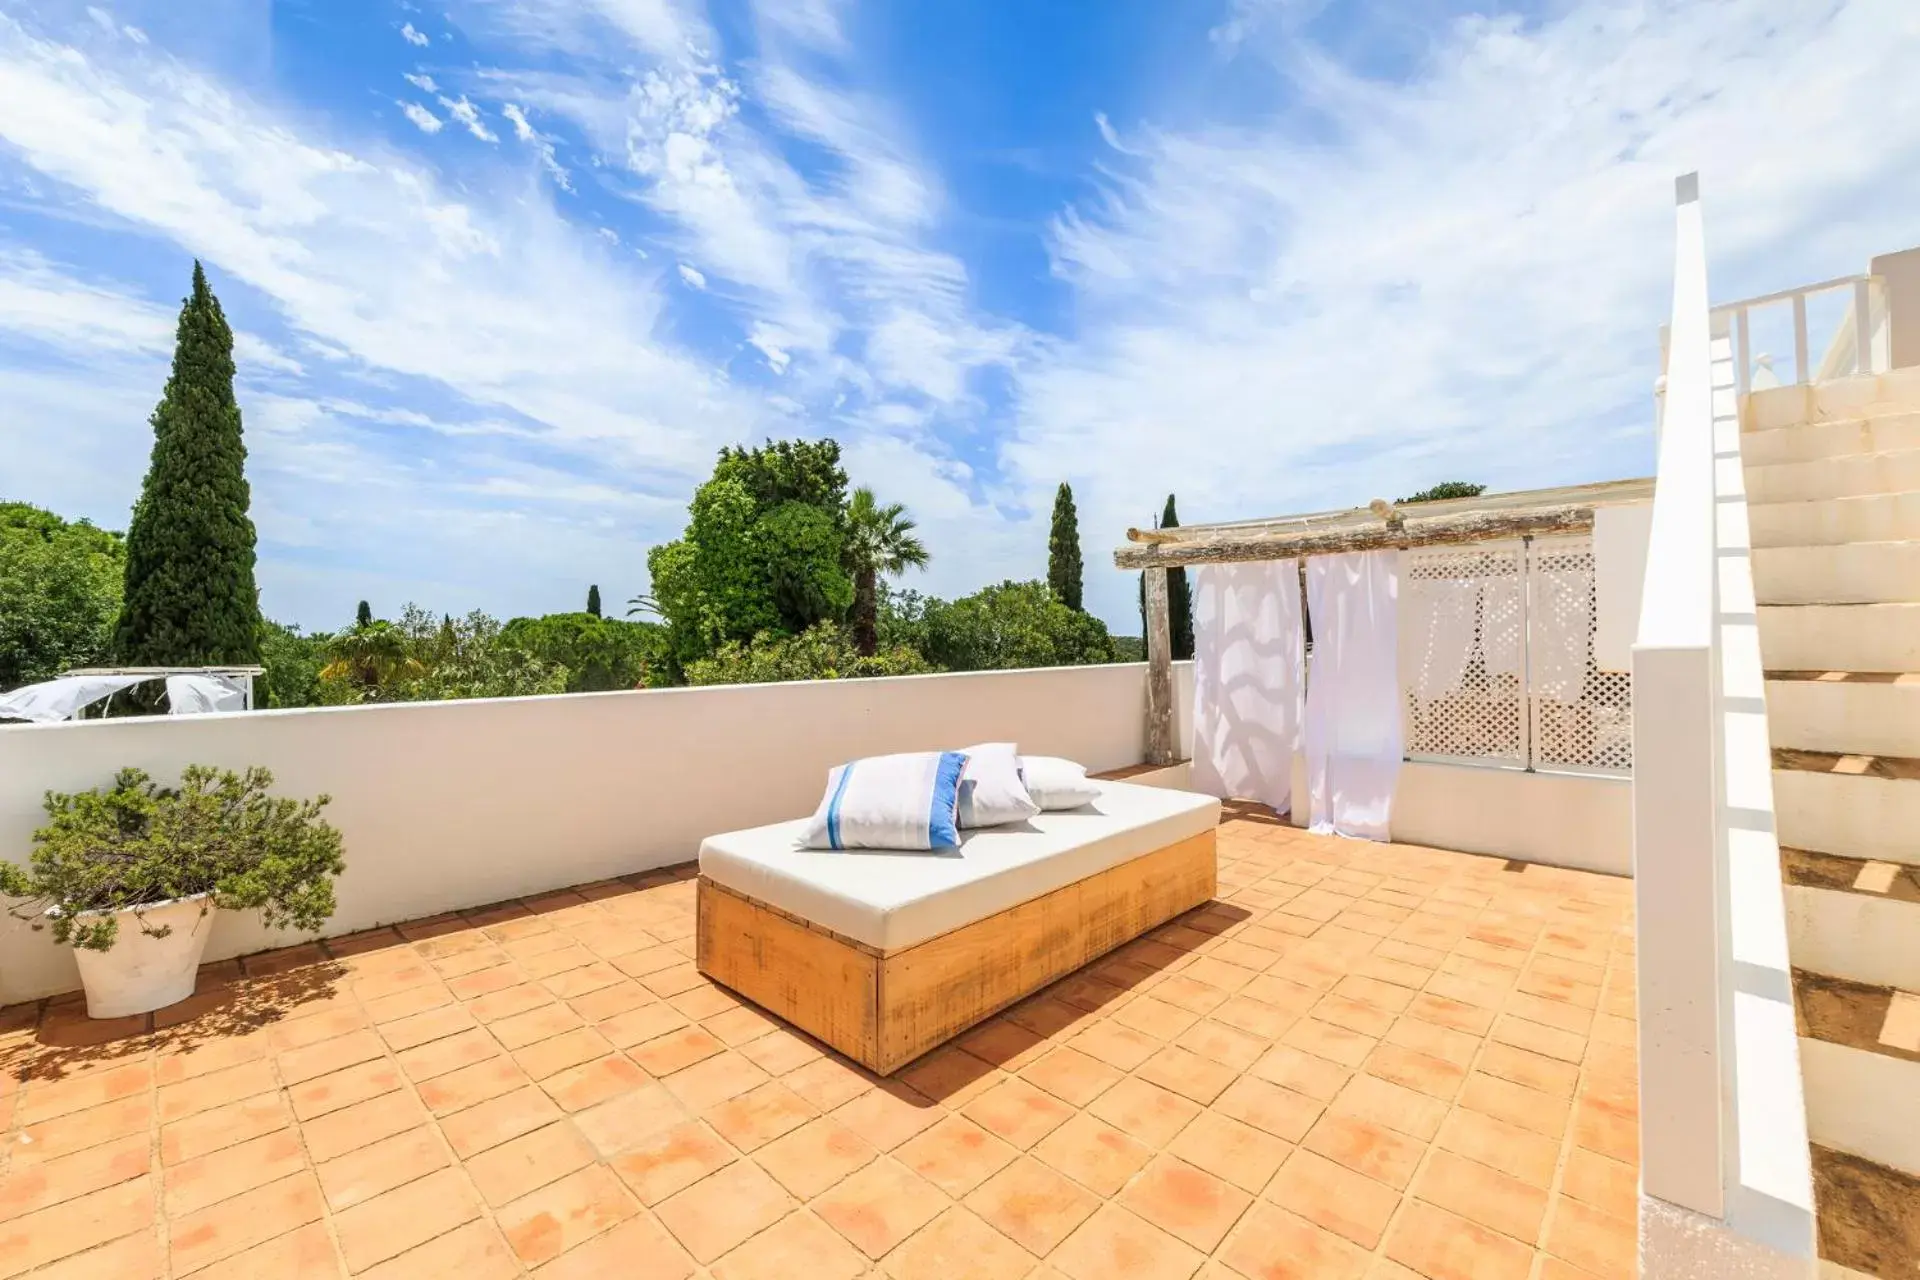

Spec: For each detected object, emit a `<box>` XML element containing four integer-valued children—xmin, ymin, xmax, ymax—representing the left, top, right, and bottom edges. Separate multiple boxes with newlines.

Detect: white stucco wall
<box><xmin>0</xmin><ymin>662</ymin><xmax>1193</xmax><ymax>1005</ymax></box>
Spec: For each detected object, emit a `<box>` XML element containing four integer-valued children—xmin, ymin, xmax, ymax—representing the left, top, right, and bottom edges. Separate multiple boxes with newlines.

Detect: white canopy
<box><xmin>0</xmin><ymin>671</ymin><xmax>253</xmax><ymax>723</ymax></box>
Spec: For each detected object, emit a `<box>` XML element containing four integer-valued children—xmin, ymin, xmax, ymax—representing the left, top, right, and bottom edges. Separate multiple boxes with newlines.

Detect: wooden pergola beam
<box><xmin>1113</xmin><ymin>503</ymin><xmax>1595</xmax><ymax>570</ymax></box>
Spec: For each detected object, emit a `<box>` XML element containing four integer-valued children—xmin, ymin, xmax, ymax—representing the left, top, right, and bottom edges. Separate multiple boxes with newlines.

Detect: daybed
<box><xmin>695</xmin><ymin>779</ymin><xmax>1221</xmax><ymax>1074</ymax></box>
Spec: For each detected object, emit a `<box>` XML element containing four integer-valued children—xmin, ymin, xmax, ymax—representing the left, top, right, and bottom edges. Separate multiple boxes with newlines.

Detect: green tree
<box><xmin>317</xmin><ymin>621</ymin><xmax>421</xmax><ymax>700</ymax></box>
<box><xmin>1161</xmin><ymin>495</ymin><xmax>1193</xmax><ymax>661</ymax></box>
<box><xmin>256</xmin><ymin>620</ymin><xmax>335</xmax><ymax>708</ymax></box>
<box><xmin>845</xmin><ymin>488</ymin><xmax>929</xmax><ymax>656</ymax></box>
<box><xmin>0</xmin><ymin>504</ymin><xmax>125</xmax><ymax>688</ymax></box>
<box><xmin>685</xmin><ymin>623</ymin><xmax>933</xmax><ymax>686</ymax></box>
<box><xmin>922</xmin><ymin>581</ymin><xmax>1114</xmax><ymax>672</ymax></box>
<box><xmin>585</xmin><ymin>585</ymin><xmax>601</xmax><ymax>617</ymax></box>
<box><xmin>115</xmin><ymin>261</ymin><xmax>261</xmax><ymax>666</ymax></box>
<box><xmin>499</xmin><ymin>612</ymin><xmax>664</xmax><ymax>692</ymax></box>
<box><xmin>1047</xmin><ymin>483</ymin><xmax>1084</xmax><ymax>612</ymax></box>
<box><xmin>356</xmin><ymin>600</ymin><xmax>373</xmax><ymax>628</ymax></box>
<box><xmin>646</xmin><ymin>439</ymin><xmax>855</xmax><ymax>673</ymax></box>
<box><xmin>390</xmin><ymin>607</ymin><xmax>566</xmax><ymax>701</ymax></box>
<box><xmin>1400</xmin><ymin>481</ymin><xmax>1486</xmax><ymax>503</ymax></box>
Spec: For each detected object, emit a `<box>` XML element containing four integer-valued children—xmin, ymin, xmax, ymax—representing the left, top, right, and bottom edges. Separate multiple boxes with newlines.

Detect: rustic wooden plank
<box><xmin>875</xmin><ymin>830</ymin><xmax>1217</xmax><ymax>1072</ymax></box>
<box><xmin>697</xmin><ymin>878</ymin><xmax>879</xmax><ymax>1066</ymax></box>
<box><xmin>1143</xmin><ymin>565</ymin><xmax>1176</xmax><ymax>766</ymax></box>
<box><xmin>1114</xmin><ymin>503</ymin><xmax>1595</xmax><ymax>569</ymax></box>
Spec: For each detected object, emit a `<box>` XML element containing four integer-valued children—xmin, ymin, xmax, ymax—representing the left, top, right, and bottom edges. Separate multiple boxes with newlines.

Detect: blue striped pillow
<box><xmin>799</xmin><ymin>751</ymin><xmax>970</xmax><ymax>850</ymax></box>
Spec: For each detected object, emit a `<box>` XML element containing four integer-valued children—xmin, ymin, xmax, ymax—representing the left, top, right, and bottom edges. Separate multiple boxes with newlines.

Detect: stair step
<box><xmin>1746</xmin><ymin>365</ymin><xmax>1920</xmax><ymax>432</ymax></box>
<box><xmin>1753</xmin><ymin>542</ymin><xmax>1920</xmax><ymax>605</ymax></box>
<box><xmin>1785</xmin><ymin>845</ymin><xmax>1920</xmax><ymax>991</ymax></box>
<box><xmin>1743</xmin><ymin>411</ymin><xmax>1920</xmax><ymax>466</ymax></box>
<box><xmin>1798</xmin><ymin>971</ymin><xmax>1920</xmax><ymax>1190</ymax></box>
<box><xmin>1758</xmin><ymin>603</ymin><xmax>1920</xmax><ymax>673</ymax></box>
<box><xmin>1772</xmin><ymin>759</ymin><xmax>1920</xmax><ymax>864</ymax></box>
<box><xmin>1750</xmin><ymin>491</ymin><xmax>1920</xmax><ymax>548</ymax></box>
<box><xmin>1811</xmin><ymin>1145</ymin><xmax>1920</xmax><ymax>1276</ymax></box>
<box><xmin>1765</xmin><ymin>672</ymin><xmax>1920</xmax><ymax>756</ymax></box>
<box><xmin>1747</xmin><ymin>449</ymin><xmax>1920</xmax><ymax>504</ymax></box>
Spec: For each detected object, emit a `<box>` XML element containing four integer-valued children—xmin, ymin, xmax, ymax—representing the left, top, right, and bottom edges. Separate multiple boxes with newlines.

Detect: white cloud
<box><xmin>400</xmin><ymin>22</ymin><xmax>429</xmax><ymax>46</ymax></box>
<box><xmin>438</xmin><ymin>94</ymin><xmax>498</xmax><ymax>143</ymax></box>
<box><xmin>399</xmin><ymin>100</ymin><xmax>443</xmax><ymax>134</ymax></box>
<box><xmin>403</xmin><ymin>71</ymin><xmax>438</xmax><ymax>93</ymax></box>
<box><xmin>0</xmin><ymin>249</ymin><xmax>171</xmax><ymax>354</ymax></box>
<box><xmin>499</xmin><ymin>101</ymin><xmax>535</xmax><ymax>141</ymax></box>
<box><xmin>676</xmin><ymin>262</ymin><xmax>705</xmax><ymax>289</ymax></box>
<box><xmin>497</xmin><ymin>101</ymin><xmax>572</xmax><ymax>189</ymax></box>
<box><xmin>0</xmin><ymin>10</ymin><xmax>777</xmax><ymax>626</ymax></box>
<box><xmin>1007</xmin><ymin>0</ymin><xmax>1920</xmax><ymax>626</ymax></box>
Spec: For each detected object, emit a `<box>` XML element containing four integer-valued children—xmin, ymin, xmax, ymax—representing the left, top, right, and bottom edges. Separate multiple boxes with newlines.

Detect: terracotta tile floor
<box><xmin>0</xmin><ymin>811</ymin><xmax>1639</xmax><ymax>1278</ymax></box>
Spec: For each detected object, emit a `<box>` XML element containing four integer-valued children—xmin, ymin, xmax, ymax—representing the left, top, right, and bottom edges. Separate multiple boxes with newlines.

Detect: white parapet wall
<box><xmin>0</xmin><ymin>662</ymin><xmax>1193</xmax><ymax>1006</ymax></box>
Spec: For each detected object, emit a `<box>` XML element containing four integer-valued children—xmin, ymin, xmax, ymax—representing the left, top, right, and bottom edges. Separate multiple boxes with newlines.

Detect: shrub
<box><xmin>0</xmin><ymin>766</ymin><xmax>345</xmax><ymax>951</ymax></box>
<box><xmin>684</xmin><ymin>622</ymin><xmax>935</xmax><ymax>686</ymax></box>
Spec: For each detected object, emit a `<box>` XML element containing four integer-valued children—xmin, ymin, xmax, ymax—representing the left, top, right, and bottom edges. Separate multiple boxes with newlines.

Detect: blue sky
<box><xmin>1</xmin><ymin>0</ymin><xmax>1916</xmax><ymax>634</ymax></box>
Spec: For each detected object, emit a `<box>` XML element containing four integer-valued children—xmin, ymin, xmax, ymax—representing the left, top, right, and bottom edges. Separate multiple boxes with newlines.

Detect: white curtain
<box><xmin>0</xmin><ymin>674</ymin><xmax>146</xmax><ymax>723</ymax></box>
<box><xmin>166</xmin><ymin>674</ymin><xmax>248</xmax><ymax>716</ymax></box>
<box><xmin>1306</xmin><ymin>550</ymin><xmax>1403</xmax><ymax>840</ymax></box>
<box><xmin>1190</xmin><ymin>561</ymin><xmax>1304</xmax><ymax>815</ymax></box>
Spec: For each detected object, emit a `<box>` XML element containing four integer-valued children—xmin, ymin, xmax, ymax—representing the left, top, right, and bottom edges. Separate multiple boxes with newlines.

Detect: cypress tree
<box><xmin>1047</xmin><ymin>483</ymin><xmax>1084</xmax><ymax>611</ymax></box>
<box><xmin>356</xmin><ymin>600</ymin><xmax>373</xmax><ymax>629</ymax></box>
<box><xmin>1162</xmin><ymin>495</ymin><xmax>1193</xmax><ymax>661</ymax></box>
<box><xmin>115</xmin><ymin>261</ymin><xmax>261</xmax><ymax>665</ymax></box>
<box><xmin>586</xmin><ymin>584</ymin><xmax>602</xmax><ymax>617</ymax></box>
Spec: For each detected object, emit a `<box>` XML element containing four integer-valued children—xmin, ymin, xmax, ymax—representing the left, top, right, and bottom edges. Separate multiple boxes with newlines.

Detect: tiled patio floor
<box><xmin>0</xmin><ymin>812</ymin><xmax>1639</xmax><ymax>1278</ymax></box>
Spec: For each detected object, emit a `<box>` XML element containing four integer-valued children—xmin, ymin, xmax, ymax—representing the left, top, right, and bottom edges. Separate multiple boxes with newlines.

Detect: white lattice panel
<box><xmin>1401</xmin><ymin>544</ymin><xmax>1526</xmax><ymax>767</ymax></box>
<box><xmin>1527</xmin><ymin>536</ymin><xmax>1633</xmax><ymax>773</ymax></box>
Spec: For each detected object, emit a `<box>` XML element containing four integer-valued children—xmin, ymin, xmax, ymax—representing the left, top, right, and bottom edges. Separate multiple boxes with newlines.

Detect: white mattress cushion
<box><xmin>698</xmin><ymin>780</ymin><xmax>1221</xmax><ymax>952</ymax></box>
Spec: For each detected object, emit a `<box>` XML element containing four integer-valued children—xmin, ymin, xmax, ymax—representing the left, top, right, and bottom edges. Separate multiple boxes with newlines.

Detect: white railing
<box><xmin>1636</xmin><ymin>174</ymin><xmax>1817</xmax><ymax>1271</ymax></box>
<box><xmin>1715</xmin><ymin>273</ymin><xmax>1887</xmax><ymax>394</ymax></box>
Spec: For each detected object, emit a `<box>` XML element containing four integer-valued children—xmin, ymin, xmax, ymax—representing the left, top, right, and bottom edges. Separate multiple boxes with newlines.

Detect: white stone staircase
<box><xmin>1745</xmin><ymin>366</ymin><xmax>1920</xmax><ymax>1278</ymax></box>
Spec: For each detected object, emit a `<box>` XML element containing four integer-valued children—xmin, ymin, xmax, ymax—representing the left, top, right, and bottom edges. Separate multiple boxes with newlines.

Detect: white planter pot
<box><xmin>66</xmin><ymin>894</ymin><xmax>216</xmax><ymax>1018</ymax></box>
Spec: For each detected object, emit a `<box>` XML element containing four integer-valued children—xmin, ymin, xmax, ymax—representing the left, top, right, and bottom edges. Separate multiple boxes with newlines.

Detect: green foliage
<box><xmin>1111</xmin><ymin>636</ymin><xmax>1145</xmax><ymax>663</ymax></box>
<box><xmin>499</xmin><ymin>612</ymin><xmax>664</xmax><ymax>692</ymax></box>
<box><xmin>585</xmin><ymin>584</ymin><xmax>601</xmax><ymax>618</ymax></box>
<box><xmin>389</xmin><ymin>607</ymin><xmax>566</xmax><ymax>701</ymax></box>
<box><xmin>1400</xmin><ymin>481</ymin><xmax>1487</xmax><ymax>503</ymax></box>
<box><xmin>685</xmin><ymin>623</ymin><xmax>934</xmax><ymax>686</ymax></box>
<box><xmin>1161</xmin><ymin>495</ymin><xmax>1193</xmax><ymax>662</ymax></box>
<box><xmin>1047</xmin><ymin>483</ymin><xmax>1084</xmax><ymax>612</ymax></box>
<box><xmin>646</xmin><ymin>441</ymin><xmax>859</xmax><ymax>673</ymax></box>
<box><xmin>0</xmin><ymin>503</ymin><xmax>125</xmax><ymax>688</ymax></box>
<box><xmin>318</xmin><ymin>620</ymin><xmax>422</xmax><ymax>700</ymax></box>
<box><xmin>922</xmin><ymin>580</ymin><xmax>1115</xmax><ymax>672</ymax></box>
<box><xmin>0</xmin><ymin>766</ymin><xmax>344</xmax><ymax>951</ymax></box>
<box><xmin>845</xmin><ymin>487</ymin><xmax>929</xmax><ymax>657</ymax></box>
<box><xmin>256</xmin><ymin>620</ymin><xmax>337</xmax><ymax>709</ymax></box>
<box><xmin>115</xmin><ymin>262</ymin><xmax>262</xmax><ymax>666</ymax></box>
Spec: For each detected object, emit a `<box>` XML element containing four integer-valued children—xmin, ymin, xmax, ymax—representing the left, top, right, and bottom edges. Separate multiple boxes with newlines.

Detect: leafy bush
<box><xmin>921</xmin><ymin>580</ymin><xmax>1115</xmax><ymax>671</ymax></box>
<box><xmin>500</xmin><ymin>611</ymin><xmax>665</xmax><ymax>692</ymax></box>
<box><xmin>0</xmin><ymin>766</ymin><xmax>345</xmax><ymax>951</ymax></box>
<box><xmin>0</xmin><ymin>503</ymin><xmax>124</xmax><ymax>689</ymax></box>
<box><xmin>685</xmin><ymin>623</ymin><xmax>935</xmax><ymax>686</ymax></box>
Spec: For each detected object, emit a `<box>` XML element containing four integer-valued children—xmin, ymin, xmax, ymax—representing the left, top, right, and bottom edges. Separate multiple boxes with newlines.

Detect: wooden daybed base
<box><xmin>694</xmin><ymin>827</ymin><xmax>1217</xmax><ymax>1075</ymax></box>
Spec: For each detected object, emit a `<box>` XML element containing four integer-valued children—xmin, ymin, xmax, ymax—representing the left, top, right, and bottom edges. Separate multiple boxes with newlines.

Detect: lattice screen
<box><xmin>1527</xmin><ymin>536</ymin><xmax>1633</xmax><ymax>773</ymax></box>
<box><xmin>1400</xmin><ymin>535</ymin><xmax>1632</xmax><ymax>774</ymax></box>
<box><xmin>1401</xmin><ymin>544</ymin><xmax>1526</xmax><ymax>767</ymax></box>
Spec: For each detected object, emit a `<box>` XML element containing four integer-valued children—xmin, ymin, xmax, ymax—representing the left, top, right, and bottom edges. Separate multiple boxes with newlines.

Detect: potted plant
<box><xmin>0</xmin><ymin>765</ymin><xmax>345</xmax><ymax>1018</ymax></box>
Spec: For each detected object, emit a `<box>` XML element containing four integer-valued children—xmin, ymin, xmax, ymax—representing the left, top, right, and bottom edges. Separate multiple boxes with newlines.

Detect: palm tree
<box><xmin>845</xmin><ymin>487</ymin><xmax>929</xmax><ymax>656</ymax></box>
<box><xmin>319</xmin><ymin>621</ymin><xmax>423</xmax><ymax>700</ymax></box>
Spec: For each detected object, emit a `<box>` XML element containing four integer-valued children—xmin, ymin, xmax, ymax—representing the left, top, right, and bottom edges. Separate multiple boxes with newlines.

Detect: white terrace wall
<box><xmin>0</xmin><ymin>662</ymin><xmax>1194</xmax><ymax>1006</ymax></box>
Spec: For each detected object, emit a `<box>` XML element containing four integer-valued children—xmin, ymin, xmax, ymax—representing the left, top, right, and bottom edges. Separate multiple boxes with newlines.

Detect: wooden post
<box><xmin>1143</xmin><ymin>566</ymin><xmax>1175</xmax><ymax>766</ymax></box>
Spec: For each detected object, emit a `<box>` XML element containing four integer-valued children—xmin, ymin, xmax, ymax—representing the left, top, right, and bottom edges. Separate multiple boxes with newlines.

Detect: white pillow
<box><xmin>799</xmin><ymin>751</ymin><xmax>968</xmax><ymax>850</ymax></box>
<box><xmin>1019</xmin><ymin>756</ymin><xmax>1101</xmax><ymax>810</ymax></box>
<box><xmin>955</xmin><ymin>742</ymin><xmax>1040</xmax><ymax>828</ymax></box>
